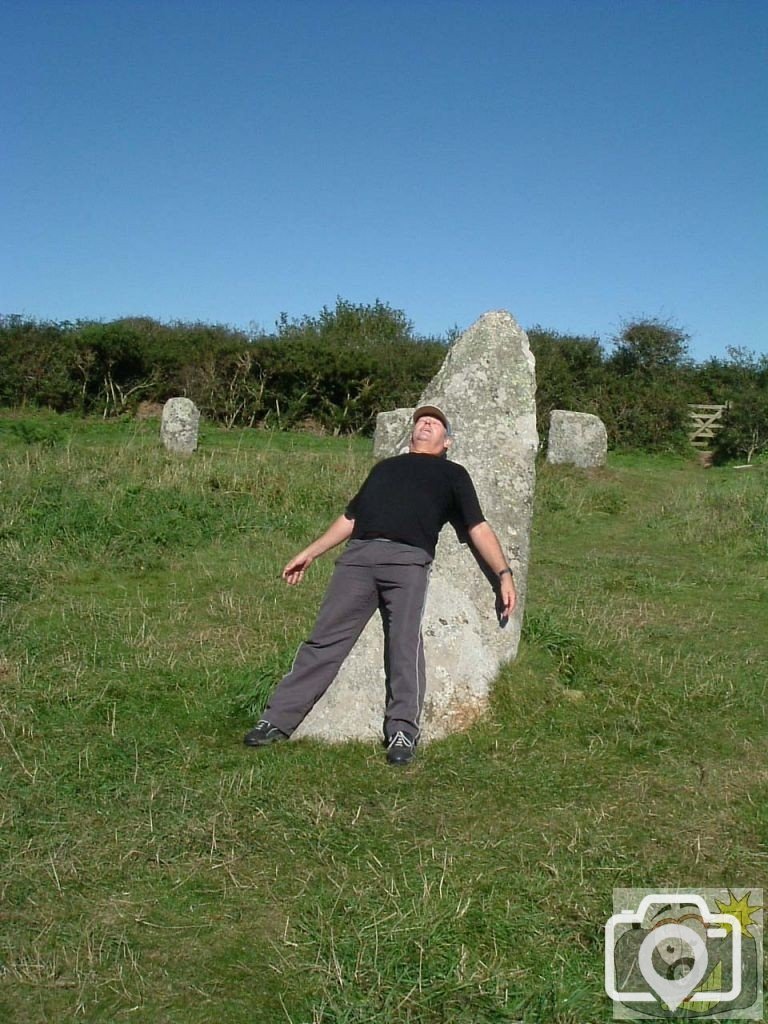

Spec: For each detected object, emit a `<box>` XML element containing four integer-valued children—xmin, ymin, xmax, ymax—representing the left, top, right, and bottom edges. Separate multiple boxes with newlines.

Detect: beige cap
<box><xmin>412</xmin><ymin>405</ymin><xmax>452</xmax><ymax>435</ymax></box>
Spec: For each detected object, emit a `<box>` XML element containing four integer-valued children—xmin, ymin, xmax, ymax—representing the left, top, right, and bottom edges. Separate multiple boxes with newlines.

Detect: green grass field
<box><xmin>1</xmin><ymin>411</ymin><xmax>766</xmax><ymax>1023</ymax></box>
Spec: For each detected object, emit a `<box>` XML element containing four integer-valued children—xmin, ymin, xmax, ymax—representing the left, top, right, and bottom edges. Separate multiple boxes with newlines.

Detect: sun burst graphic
<box><xmin>714</xmin><ymin>889</ymin><xmax>762</xmax><ymax>936</ymax></box>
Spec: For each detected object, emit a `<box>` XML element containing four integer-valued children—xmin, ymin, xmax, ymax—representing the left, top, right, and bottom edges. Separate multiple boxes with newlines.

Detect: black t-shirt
<box><xmin>344</xmin><ymin>453</ymin><xmax>485</xmax><ymax>559</ymax></box>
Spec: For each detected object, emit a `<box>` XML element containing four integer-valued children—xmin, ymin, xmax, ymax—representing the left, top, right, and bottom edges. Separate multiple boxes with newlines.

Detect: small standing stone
<box><xmin>546</xmin><ymin>410</ymin><xmax>607</xmax><ymax>468</ymax></box>
<box><xmin>161</xmin><ymin>398</ymin><xmax>200</xmax><ymax>454</ymax></box>
<box><xmin>373</xmin><ymin>408</ymin><xmax>413</xmax><ymax>458</ymax></box>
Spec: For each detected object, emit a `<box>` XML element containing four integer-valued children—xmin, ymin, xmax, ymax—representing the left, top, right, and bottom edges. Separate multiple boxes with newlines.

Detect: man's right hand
<box><xmin>282</xmin><ymin>552</ymin><xmax>314</xmax><ymax>585</ymax></box>
<box><xmin>279</xmin><ymin>514</ymin><xmax>355</xmax><ymax>586</ymax></box>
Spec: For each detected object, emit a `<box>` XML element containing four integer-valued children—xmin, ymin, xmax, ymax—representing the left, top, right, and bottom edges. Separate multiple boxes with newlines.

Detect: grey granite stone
<box><xmin>294</xmin><ymin>310</ymin><xmax>538</xmax><ymax>743</ymax></box>
<box><xmin>546</xmin><ymin>410</ymin><xmax>607</xmax><ymax>468</ymax></box>
<box><xmin>373</xmin><ymin>408</ymin><xmax>412</xmax><ymax>458</ymax></box>
<box><xmin>160</xmin><ymin>398</ymin><xmax>200</xmax><ymax>454</ymax></box>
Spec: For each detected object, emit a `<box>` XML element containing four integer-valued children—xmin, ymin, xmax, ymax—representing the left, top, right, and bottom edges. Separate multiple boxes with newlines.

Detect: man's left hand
<box><xmin>499</xmin><ymin>575</ymin><xmax>516</xmax><ymax>620</ymax></box>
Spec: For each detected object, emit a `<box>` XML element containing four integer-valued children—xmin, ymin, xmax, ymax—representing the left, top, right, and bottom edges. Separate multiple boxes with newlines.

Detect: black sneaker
<box><xmin>386</xmin><ymin>731</ymin><xmax>417</xmax><ymax>766</ymax></box>
<box><xmin>243</xmin><ymin>720</ymin><xmax>289</xmax><ymax>747</ymax></box>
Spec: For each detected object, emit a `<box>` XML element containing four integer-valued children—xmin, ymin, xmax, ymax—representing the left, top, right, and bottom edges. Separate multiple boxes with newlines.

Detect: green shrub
<box><xmin>711</xmin><ymin>386</ymin><xmax>768</xmax><ymax>465</ymax></box>
<box><xmin>528</xmin><ymin>328</ymin><xmax>605</xmax><ymax>447</ymax></box>
<box><xmin>7</xmin><ymin>419</ymin><xmax>67</xmax><ymax>448</ymax></box>
<box><xmin>0</xmin><ymin>304</ymin><xmax>446</xmax><ymax>434</ymax></box>
<box><xmin>2</xmin><ymin>309</ymin><xmax>765</xmax><ymax>453</ymax></box>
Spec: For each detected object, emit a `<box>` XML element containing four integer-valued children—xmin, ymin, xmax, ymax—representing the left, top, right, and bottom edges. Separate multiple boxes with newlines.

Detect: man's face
<box><xmin>409</xmin><ymin>415</ymin><xmax>451</xmax><ymax>456</ymax></box>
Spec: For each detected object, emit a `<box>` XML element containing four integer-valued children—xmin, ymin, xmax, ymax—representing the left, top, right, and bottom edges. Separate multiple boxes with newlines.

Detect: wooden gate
<box><xmin>688</xmin><ymin>404</ymin><xmax>728</xmax><ymax>448</ymax></box>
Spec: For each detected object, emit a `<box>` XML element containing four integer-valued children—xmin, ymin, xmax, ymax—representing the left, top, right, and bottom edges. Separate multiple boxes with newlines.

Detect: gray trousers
<box><xmin>264</xmin><ymin>540</ymin><xmax>432</xmax><ymax>740</ymax></box>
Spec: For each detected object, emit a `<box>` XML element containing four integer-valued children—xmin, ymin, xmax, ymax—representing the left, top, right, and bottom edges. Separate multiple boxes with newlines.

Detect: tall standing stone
<box><xmin>293</xmin><ymin>310</ymin><xmax>538</xmax><ymax>743</ymax></box>
<box><xmin>546</xmin><ymin>410</ymin><xmax>607</xmax><ymax>468</ymax></box>
<box><xmin>161</xmin><ymin>398</ymin><xmax>200</xmax><ymax>454</ymax></box>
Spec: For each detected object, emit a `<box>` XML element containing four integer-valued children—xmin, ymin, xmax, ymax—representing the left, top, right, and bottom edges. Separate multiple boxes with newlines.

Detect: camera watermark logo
<box><xmin>605</xmin><ymin>888</ymin><xmax>763</xmax><ymax>1019</ymax></box>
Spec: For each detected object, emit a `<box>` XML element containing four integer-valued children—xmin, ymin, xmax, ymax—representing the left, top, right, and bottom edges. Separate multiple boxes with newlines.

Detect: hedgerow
<box><xmin>1</xmin><ymin>304</ymin><xmax>764</xmax><ymax>454</ymax></box>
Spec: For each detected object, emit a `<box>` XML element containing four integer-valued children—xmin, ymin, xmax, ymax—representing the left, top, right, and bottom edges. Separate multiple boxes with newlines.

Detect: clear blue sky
<box><xmin>2</xmin><ymin>0</ymin><xmax>765</xmax><ymax>362</ymax></box>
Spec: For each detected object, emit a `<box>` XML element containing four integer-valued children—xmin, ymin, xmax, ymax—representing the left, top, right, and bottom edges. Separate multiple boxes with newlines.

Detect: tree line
<box><xmin>1</xmin><ymin>298</ymin><xmax>766</xmax><ymax>461</ymax></box>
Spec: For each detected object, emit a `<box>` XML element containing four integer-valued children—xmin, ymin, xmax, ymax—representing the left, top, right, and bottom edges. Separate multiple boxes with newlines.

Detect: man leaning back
<box><xmin>243</xmin><ymin>406</ymin><xmax>516</xmax><ymax>765</ymax></box>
